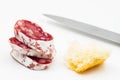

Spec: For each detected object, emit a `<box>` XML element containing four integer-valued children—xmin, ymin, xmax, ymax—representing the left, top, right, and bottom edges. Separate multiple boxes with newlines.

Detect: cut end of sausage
<box><xmin>14</xmin><ymin>19</ymin><xmax>53</xmax><ymax>41</ymax></box>
<box><xmin>9</xmin><ymin>37</ymin><xmax>30</xmax><ymax>49</ymax></box>
<box><xmin>28</xmin><ymin>56</ymin><xmax>52</xmax><ymax>64</ymax></box>
<box><xmin>10</xmin><ymin>50</ymin><xmax>52</xmax><ymax>70</ymax></box>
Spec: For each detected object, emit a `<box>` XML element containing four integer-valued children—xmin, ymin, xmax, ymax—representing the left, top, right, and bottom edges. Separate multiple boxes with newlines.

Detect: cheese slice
<box><xmin>66</xmin><ymin>42</ymin><xmax>110</xmax><ymax>73</ymax></box>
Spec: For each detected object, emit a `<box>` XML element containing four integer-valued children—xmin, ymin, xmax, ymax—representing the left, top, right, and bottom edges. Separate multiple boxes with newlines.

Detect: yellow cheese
<box><xmin>66</xmin><ymin>42</ymin><xmax>110</xmax><ymax>73</ymax></box>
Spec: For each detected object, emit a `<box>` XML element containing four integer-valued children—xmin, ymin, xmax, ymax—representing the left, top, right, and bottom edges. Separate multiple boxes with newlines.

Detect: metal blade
<box><xmin>43</xmin><ymin>14</ymin><xmax>120</xmax><ymax>45</ymax></box>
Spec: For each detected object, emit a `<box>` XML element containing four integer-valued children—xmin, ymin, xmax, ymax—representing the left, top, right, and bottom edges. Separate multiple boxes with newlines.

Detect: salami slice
<box><xmin>10</xmin><ymin>50</ymin><xmax>52</xmax><ymax>70</ymax></box>
<box><xmin>14</xmin><ymin>20</ymin><xmax>55</xmax><ymax>55</ymax></box>
<box><xmin>9</xmin><ymin>37</ymin><xmax>53</xmax><ymax>59</ymax></box>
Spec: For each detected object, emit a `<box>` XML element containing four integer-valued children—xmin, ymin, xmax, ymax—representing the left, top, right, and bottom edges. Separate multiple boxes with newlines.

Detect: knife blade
<box><xmin>43</xmin><ymin>14</ymin><xmax>120</xmax><ymax>45</ymax></box>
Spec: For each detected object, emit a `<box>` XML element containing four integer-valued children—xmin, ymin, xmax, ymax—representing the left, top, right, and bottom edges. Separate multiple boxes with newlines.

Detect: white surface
<box><xmin>0</xmin><ymin>0</ymin><xmax>120</xmax><ymax>80</ymax></box>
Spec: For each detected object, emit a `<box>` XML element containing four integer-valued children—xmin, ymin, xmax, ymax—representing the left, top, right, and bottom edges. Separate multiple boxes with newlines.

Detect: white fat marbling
<box><xmin>10</xmin><ymin>43</ymin><xmax>53</xmax><ymax>58</ymax></box>
<box><xmin>16</xmin><ymin>32</ymin><xmax>55</xmax><ymax>54</ymax></box>
<box><xmin>11</xmin><ymin>50</ymin><xmax>51</xmax><ymax>70</ymax></box>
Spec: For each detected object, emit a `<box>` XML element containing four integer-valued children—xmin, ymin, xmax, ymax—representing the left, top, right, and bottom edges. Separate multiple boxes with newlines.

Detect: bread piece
<box><xmin>66</xmin><ymin>42</ymin><xmax>110</xmax><ymax>73</ymax></box>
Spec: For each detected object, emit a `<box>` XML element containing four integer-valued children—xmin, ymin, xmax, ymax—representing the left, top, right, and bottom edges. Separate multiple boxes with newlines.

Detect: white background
<box><xmin>0</xmin><ymin>0</ymin><xmax>120</xmax><ymax>80</ymax></box>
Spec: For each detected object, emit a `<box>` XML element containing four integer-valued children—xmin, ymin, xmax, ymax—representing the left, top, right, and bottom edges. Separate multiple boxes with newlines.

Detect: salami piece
<box><xmin>9</xmin><ymin>19</ymin><xmax>55</xmax><ymax>70</ymax></box>
<box><xmin>9</xmin><ymin>37</ymin><xmax>53</xmax><ymax>59</ymax></box>
<box><xmin>10</xmin><ymin>50</ymin><xmax>52</xmax><ymax>70</ymax></box>
<box><xmin>14</xmin><ymin>20</ymin><xmax>55</xmax><ymax>55</ymax></box>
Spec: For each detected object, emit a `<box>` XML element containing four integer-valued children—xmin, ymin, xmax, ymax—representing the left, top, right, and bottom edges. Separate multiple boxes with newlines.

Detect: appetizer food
<box><xmin>9</xmin><ymin>37</ymin><xmax>53</xmax><ymax>59</ymax></box>
<box><xmin>10</xmin><ymin>50</ymin><xmax>52</xmax><ymax>70</ymax></box>
<box><xmin>66</xmin><ymin>42</ymin><xmax>110</xmax><ymax>73</ymax></box>
<box><xmin>9</xmin><ymin>20</ymin><xmax>55</xmax><ymax>70</ymax></box>
<box><xmin>14</xmin><ymin>20</ymin><xmax>54</xmax><ymax>55</ymax></box>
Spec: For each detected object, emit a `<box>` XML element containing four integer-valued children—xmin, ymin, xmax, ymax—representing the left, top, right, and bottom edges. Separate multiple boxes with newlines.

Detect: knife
<box><xmin>43</xmin><ymin>14</ymin><xmax>120</xmax><ymax>45</ymax></box>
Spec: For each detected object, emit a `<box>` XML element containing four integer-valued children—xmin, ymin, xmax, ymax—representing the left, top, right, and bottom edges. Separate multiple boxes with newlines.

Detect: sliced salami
<box><xmin>14</xmin><ymin>20</ymin><xmax>55</xmax><ymax>55</ymax></box>
<box><xmin>9</xmin><ymin>19</ymin><xmax>55</xmax><ymax>70</ymax></box>
<box><xmin>10</xmin><ymin>50</ymin><xmax>52</xmax><ymax>70</ymax></box>
<box><xmin>9</xmin><ymin>37</ymin><xmax>53</xmax><ymax>59</ymax></box>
